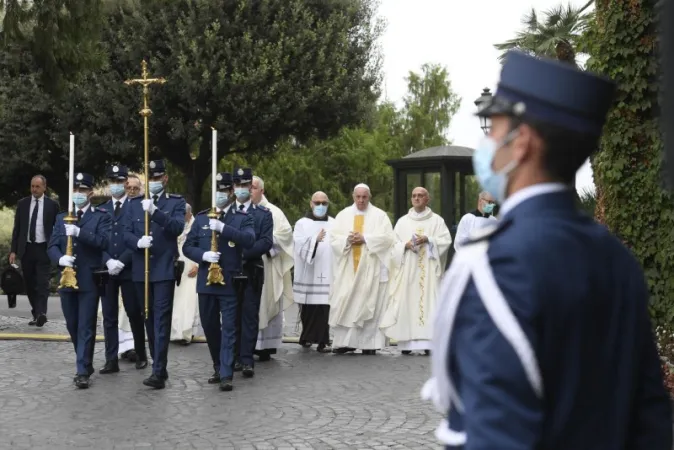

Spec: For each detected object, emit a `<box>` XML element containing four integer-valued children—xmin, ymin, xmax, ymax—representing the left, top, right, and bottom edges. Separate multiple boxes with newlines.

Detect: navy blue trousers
<box><xmin>239</xmin><ymin>284</ymin><xmax>262</xmax><ymax>367</ymax></box>
<box><xmin>134</xmin><ymin>280</ymin><xmax>174</xmax><ymax>379</ymax></box>
<box><xmin>199</xmin><ymin>294</ymin><xmax>238</xmax><ymax>379</ymax></box>
<box><xmin>60</xmin><ymin>290</ymin><xmax>99</xmax><ymax>375</ymax></box>
<box><xmin>101</xmin><ymin>277</ymin><xmax>146</xmax><ymax>362</ymax></box>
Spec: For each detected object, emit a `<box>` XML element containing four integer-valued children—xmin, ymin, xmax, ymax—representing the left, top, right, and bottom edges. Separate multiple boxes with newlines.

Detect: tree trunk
<box><xmin>183</xmin><ymin>157</ymin><xmax>210</xmax><ymax>212</ymax></box>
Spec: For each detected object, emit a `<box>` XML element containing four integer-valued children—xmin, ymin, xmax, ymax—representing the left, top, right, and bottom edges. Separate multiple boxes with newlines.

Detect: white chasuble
<box><xmin>256</xmin><ymin>197</ymin><xmax>294</xmax><ymax>350</ymax></box>
<box><xmin>171</xmin><ymin>216</ymin><xmax>201</xmax><ymax>341</ymax></box>
<box><xmin>293</xmin><ymin>216</ymin><xmax>335</xmax><ymax>305</ymax></box>
<box><xmin>328</xmin><ymin>204</ymin><xmax>394</xmax><ymax>350</ymax></box>
<box><xmin>381</xmin><ymin>207</ymin><xmax>452</xmax><ymax>350</ymax></box>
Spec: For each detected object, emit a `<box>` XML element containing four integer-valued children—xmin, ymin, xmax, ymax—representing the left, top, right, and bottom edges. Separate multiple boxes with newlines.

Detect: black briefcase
<box><xmin>1</xmin><ymin>265</ymin><xmax>25</xmax><ymax>308</ymax></box>
<box><xmin>174</xmin><ymin>260</ymin><xmax>185</xmax><ymax>286</ymax></box>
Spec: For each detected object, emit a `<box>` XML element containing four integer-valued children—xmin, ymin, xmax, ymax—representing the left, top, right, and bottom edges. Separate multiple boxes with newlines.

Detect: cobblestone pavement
<box><xmin>0</xmin><ymin>297</ymin><xmax>441</xmax><ymax>450</ymax></box>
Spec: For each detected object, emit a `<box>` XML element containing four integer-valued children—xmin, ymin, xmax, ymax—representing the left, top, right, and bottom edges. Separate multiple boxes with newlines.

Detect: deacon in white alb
<box><xmin>329</xmin><ymin>183</ymin><xmax>394</xmax><ymax>355</ymax></box>
<box><xmin>293</xmin><ymin>191</ymin><xmax>335</xmax><ymax>352</ymax></box>
<box><xmin>251</xmin><ymin>176</ymin><xmax>294</xmax><ymax>361</ymax></box>
<box><xmin>381</xmin><ymin>187</ymin><xmax>452</xmax><ymax>354</ymax></box>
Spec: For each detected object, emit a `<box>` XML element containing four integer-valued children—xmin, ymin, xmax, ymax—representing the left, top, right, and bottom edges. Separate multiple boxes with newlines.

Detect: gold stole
<box><xmin>352</xmin><ymin>214</ymin><xmax>365</xmax><ymax>272</ymax></box>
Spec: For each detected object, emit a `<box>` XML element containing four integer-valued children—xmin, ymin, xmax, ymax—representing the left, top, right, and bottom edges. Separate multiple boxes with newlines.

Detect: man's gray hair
<box><xmin>353</xmin><ymin>183</ymin><xmax>371</xmax><ymax>194</ymax></box>
<box><xmin>185</xmin><ymin>203</ymin><xmax>192</xmax><ymax>214</ymax></box>
<box><xmin>32</xmin><ymin>174</ymin><xmax>47</xmax><ymax>186</ymax></box>
<box><xmin>253</xmin><ymin>176</ymin><xmax>264</xmax><ymax>190</ymax></box>
<box><xmin>478</xmin><ymin>191</ymin><xmax>489</xmax><ymax>200</ymax></box>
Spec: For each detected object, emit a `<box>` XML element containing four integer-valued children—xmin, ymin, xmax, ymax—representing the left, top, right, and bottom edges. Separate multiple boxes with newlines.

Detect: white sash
<box><xmin>421</xmin><ymin>235</ymin><xmax>544</xmax><ymax>446</ymax></box>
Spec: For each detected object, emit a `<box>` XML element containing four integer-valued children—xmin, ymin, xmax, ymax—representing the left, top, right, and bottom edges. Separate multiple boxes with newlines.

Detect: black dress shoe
<box><xmin>135</xmin><ymin>360</ymin><xmax>148</xmax><ymax>370</ymax></box>
<box><xmin>99</xmin><ymin>360</ymin><xmax>120</xmax><ymax>374</ymax></box>
<box><xmin>208</xmin><ymin>372</ymin><xmax>221</xmax><ymax>384</ymax></box>
<box><xmin>142</xmin><ymin>374</ymin><xmax>166</xmax><ymax>389</ymax></box>
<box><xmin>242</xmin><ymin>365</ymin><xmax>254</xmax><ymax>378</ymax></box>
<box><xmin>28</xmin><ymin>319</ymin><xmax>36</xmax><ymax>326</ymax></box>
<box><xmin>219</xmin><ymin>377</ymin><xmax>233</xmax><ymax>391</ymax></box>
<box><xmin>300</xmin><ymin>340</ymin><xmax>311</xmax><ymax>348</ymax></box>
<box><xmin>401</xmin><ymin>350</ymin><xmax>412</xmax><ymax>355</ymax></box>
<box><xmin>233</xmin><ymin>361</ymin><xmax>243</xmax><ymax>372</ymax></box>
<box><xmin>317</xmin><ymin>344</ymin><xmax>330</xmax><ymax>353</ymax></box>
<box><xmin>74</xmin><ymin>375</ymin><xmax>90</xmax><ymax>389</ymax></box>
<box><xmin>362</xmin><ymin>350</ymin><xmax>377</xmax><ymax>355</ymax></box>
<box><xmin>36</xmin><ymin>314</ymin><xmax>47</xmax><ymax>328</ymax></box>
<box><xmin>75</xmin><ymin>366</ymin><xmax>95</xmax><ymax>382</ymax></box>
<box><xmin>258</xmin><ymin>351</ymin><xmax>271</xmax><ymax>362</ymax></box>
<box><xmin>424</xmin><ymin>350</ymin><xmax>431</xmax><ymax>356</ymax></box>
<box><xmin>332</xmin><ymin>347</ymin><xmax>356</xmax><ymax>354</ymax></box>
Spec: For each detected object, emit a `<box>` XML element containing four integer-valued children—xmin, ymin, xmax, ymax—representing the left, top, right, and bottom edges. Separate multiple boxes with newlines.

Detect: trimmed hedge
<box><xmin>584</xmin><ymin>0</ymin><xmax>673</xmax><ymax>324</ymax></box>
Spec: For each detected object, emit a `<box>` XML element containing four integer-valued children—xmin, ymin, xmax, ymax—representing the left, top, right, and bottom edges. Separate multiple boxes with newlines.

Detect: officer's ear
<box><xmin>511</xmin><ymin>122</ymin><xmax>539</xmax><ymax>165</ymax></box>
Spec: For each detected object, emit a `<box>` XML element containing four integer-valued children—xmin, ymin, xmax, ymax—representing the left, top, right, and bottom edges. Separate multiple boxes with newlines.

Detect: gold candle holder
<box><xmin>206</xmin><ymin>209</ymin><xmax>225</xmax><ymax>286</ymax></box>
<box><xmin>58</xmin><ymin>214</ymin><xmax>79</xmax><ymax>289</ymax></box>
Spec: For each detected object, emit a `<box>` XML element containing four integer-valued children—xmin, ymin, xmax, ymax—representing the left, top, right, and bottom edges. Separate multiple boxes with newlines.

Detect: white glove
<box><xmin>106</xmin><ymin>259</ymin><xmax>125</xmax><ymax>275</ymax></box>
<box><xmin>209</xmin><ymin>219</ymin><xmax>224</xmax><ymax>233</ymax></box>
<box><xmin>202</xmin><ymin>251</ymin><xmax>221</xmax><ymax>263</ymax></box>
<box><xmin>59</xmin><ymin>255</ymin><xmax>75</xmax><ymax>267</ymax></box>
<box><xmin>137</xmin><ymin>236</ymin><xmax>153</xmax><ymax>249</ymax></box>
<box><xmin>65</xmin><ymin>224</ymin><xmax>80</xmax><ymax>237</ymax></box>
<box><xmin>141</xmin><ymin>199</ymin><xmax>157</xmax><ymax>215</ymax></box>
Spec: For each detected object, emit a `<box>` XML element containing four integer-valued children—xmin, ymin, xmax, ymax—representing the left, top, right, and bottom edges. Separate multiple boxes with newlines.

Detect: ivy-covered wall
<box><xmin>585</xmin><ymin>0</ymin><xmax>673</xmax><ymax>324</ymax></box>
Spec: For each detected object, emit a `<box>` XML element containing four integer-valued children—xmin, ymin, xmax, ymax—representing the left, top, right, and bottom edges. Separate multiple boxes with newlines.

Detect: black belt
<box><xmin>26</xmin><ymin>242</ymin><xmax>47</xmax><ymax>246</ymax></box>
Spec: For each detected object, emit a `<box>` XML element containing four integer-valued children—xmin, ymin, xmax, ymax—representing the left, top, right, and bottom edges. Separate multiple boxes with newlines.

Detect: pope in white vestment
<box><xmin>329</xmin><ymin>183</ymin><xmax>394</xmax><ymax>355</ymax></box>
<box><xmin>381</xmin><ymin>187</ymin><xmax>452</xmax><ymax>353</ymax></box>
<box><xmin>293</xmin><ymin>191</ymin><xmax>335</xmax><ymax>351</ymax></box>
<box><xmin>252</xmin><ymin>181</ymin><xmax>294</xmax><ymax>359</ymax></box>
<box><xmin>170</xmin><ymin>207</ymin><xmax>202</xmax><ymax>342</ymax></box>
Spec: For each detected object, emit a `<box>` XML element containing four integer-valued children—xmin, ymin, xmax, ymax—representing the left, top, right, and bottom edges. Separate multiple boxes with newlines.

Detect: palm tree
<box><xmin>494</xmin><ymin>0</ymin><xmax>594</xmax><ymax>67</ymax></box>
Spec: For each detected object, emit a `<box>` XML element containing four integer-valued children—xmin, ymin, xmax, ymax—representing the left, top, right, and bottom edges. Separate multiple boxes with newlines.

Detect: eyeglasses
<box><xmin>312</xmin><ymin>201</ymin><xmax>328</xmax><ymax>206</ymax></box>
<box><xmin>127</xmin><ymin>186</ymin><xmax>141</xmax><ymax>192</ymax></box>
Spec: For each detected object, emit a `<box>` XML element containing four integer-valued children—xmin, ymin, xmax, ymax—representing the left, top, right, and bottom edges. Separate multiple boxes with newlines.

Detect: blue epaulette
<box><xmin>255</xmin><ymin>204</ymin><xmax>269</xmax><ymax>212</ymax></box>
<box><xmin>197</xmin><ymin>208</ymin><xmax>211</xmax><ymax>216</ymax></box>
<box><xmin>94</xmin><ymin>201</ymin><xmax>109</xmax><ymax>208</ymax></box>
<box><xmin>129</xmin><ymin>196</ymin><xmax>143</xmax><ymax>201</ymax></box>
<box><xmin>169</xmin><ymin>193</ymin><xmax>183</xmax><ymax>199</ymax></box>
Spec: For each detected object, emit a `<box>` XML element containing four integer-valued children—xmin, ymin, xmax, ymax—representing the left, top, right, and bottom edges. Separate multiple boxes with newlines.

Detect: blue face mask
<box><xmin>234</xmin><ymin>187</ymin><xmax>250</xmax><ymax>202</ymax></box>
<box><xmin>149</xmin><ymin>181</ymin><xmax>163</xmax><ymax>195</ymax></box>
<box><xmin>313</xmin><ymin>204</ymin><xmax>328</xmax><ymax>217</ymax></box>
<box><xmin>472</xmin><ymin>134</ymin><xmax>519</xmax><ymax>204</ymax></box>
<box><xmin>109</xmin><ymin>183</ymin><xmax>125</xmax><ymax>198</ymax></box>
<box><xmin>215</xmin><ymin>191</ymin><xmax>229</xmax><ymax>209</ymax></box>
<box><xmin>482</xmin><ymin>203</ymin><xmax>495</xmax><ymax>215</ymax></box>
<box><xmin>72</xmin><ymin>192</ymin><xmax>89</xmax><ymax>208</ymax></box>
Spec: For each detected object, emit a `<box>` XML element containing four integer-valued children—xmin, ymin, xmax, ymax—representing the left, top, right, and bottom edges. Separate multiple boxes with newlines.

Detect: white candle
<box><xmin>68</xmin><ymin>133</ymin><xmax>75</xmax><ymax>214</ymax></box>
<box><xmin>212</xmin><ymin>128</ymin><xmax>217</xmax><ymax>206</ymax></box>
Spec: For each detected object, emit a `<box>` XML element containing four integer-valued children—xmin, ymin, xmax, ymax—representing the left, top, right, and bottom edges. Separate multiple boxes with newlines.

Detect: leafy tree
<box><xmin>401</xmin><ymin>63</ymin><xmax>461</xmax><ymax>153</ymax></box>
<box><xmin>98</xmin><ymin>0</ymin><xmax>383</xmax><ymax>209</ymax></box>
<box><xmin>0</xmin><ymin>0</ymin><xmax>105</xmax><ymax>95</ymax></box>
<box><xmin>494</xmin><ymin>1</ymin><xmax>594</xmax><ymax>66</ymax></box>
<box><xmin>583</xmin><ymin>1</ymin><xmax>669</xmax><ymax>323</ymax></box>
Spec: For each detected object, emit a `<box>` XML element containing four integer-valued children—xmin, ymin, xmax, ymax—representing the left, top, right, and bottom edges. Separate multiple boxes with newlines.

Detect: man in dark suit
<box><xmin>9</xmin><ymin>175</ymin><xmax>60</xmax><ymax>327</ymax></box>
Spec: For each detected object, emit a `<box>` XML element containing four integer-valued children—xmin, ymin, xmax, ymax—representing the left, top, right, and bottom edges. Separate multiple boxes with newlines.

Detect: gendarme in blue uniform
<box><xmin>122</xmin><ymin>159</ymin><xmax>186</xmax><ymax>389</ymax></box>
<box><xmin>182</xmin><ymin>172</ymin><xmax>255</xmax><ymax>390</ymax></box>
<box><xmin>423</xmin><ymin>51</ymin><xmax>673</xmax><ymax>449</ymax></box>
<box><xmin>97</xmin><ymin>164</ymin><xmax>147</xmax><ymax>374</ymax></box>
<box><xmin>231</xmin><ymin>167</ymin><xmax>273</xmax><ymax>376</ymax></box>
<box><xmin>48</xmin><ymin>172</ymin><xmax>111</xmax><ymax>389</ymax></box>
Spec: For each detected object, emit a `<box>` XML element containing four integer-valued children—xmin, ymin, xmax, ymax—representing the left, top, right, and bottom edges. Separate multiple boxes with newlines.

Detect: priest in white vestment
<box><xmin>381</xmin><ymin>187</ymin><xmax>452</xmax><ymax>354</ymax></box>
<box><xmin>251</xmin><ymin>176</ymin><xmax>294</xmax><ymax>360</ymax></box>
<box><xmin>328</xmin><ymin>183</ymin><xmax>394</xmax><ymax>355</ymax></box>
<box><xmin>170</xmin><ymin>204</ymin><xmax>202</xmax><ymax>342</ymax></box>
<box><xmin>293</xmin><ymin>191</ymin><xmax>335</xmax><ymax>352</ymax></box>
<box><xmin>454</xmin><ymin>190</ymin><xmax>498</xmax><ymax>251</ymax></box>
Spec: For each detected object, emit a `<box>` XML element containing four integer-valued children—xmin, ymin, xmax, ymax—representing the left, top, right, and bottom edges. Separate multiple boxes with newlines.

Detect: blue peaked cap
<box><xmin>148</xmin><ymin>159</ymin><xmax>167</xmax><ymax>177</ymax></box>
<box><xmin>232</xmin><ymin>167</ymin><xmax>253</xmax><ymax>184</ymax></box>
<box><xmin>106</xmin><ymin>164</ymin><xmax>129</xmax><ymax>180</ymax></box>
<box><xmin>216</xmin><ymin>172</ymin><xmax>233</xmax><ymax>190</ymax></box>
<box><xmin>478</xmin><ymin>51</ymin><xmax>617</xmax><ymax>135</ymax></box>
<box><xmin>73</xmin><ymin>171</ymin><xmax>95</xmax><ymax>189</ymax></box>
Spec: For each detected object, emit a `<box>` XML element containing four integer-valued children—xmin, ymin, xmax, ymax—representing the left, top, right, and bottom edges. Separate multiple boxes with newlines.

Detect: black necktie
<box><xmin>114</xmin><ymin>201</ymin><xmax>121</xmax><ymax>217</ymax></box>
<box><xmin>153</xmin><ymin>195</ymin><xmax>159</xmax><ymax>205</ymax></box>
<box><xmin>77</xmin><ymin>209</ymin><xmax>83</xmax><ymax>223</ymax></box>
<box><xmin>29</xmin><ymin>198</ymin><xmax>39</xmax><ymax>243</ymax></box>
<box><xmin>239</xmin><ymin>204</ymin><xmax>245</xmax><ymax>211</ymax></box>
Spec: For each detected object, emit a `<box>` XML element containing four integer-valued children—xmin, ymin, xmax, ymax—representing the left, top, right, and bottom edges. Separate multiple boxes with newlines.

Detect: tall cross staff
<box><xmin>124</xmin><ymin>60</ymin><xmax>166</xmax><ymax>318</ymax></box>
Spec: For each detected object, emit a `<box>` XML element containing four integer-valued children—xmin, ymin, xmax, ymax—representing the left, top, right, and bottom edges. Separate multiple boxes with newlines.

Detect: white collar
<box><xmin>352</xmin><ymin>204</ymin><xmax>368</xmax><ymax>216</ymax></box>
<box><xmin>236</xmin><ymin>200</ymin><xmax>251</xmax><ymax>211</ymax></box>
<box><xmin>152</xmin><ymin>190</ymin><xmax>165</xmax><ymax>199</ymax></box>
<box><xmin>112</xmin><ymin>195</ymin><xmax>128</xmax><ymax>205</ymax></box>
<box><xmin>498</xmin><ymin>183</ymin><xmax>570</xmax><ymax>218</ymax></box>
<box><xmin>77</xmin><ymin>204</ymin><xmax>91</xmax><ymax>215</ymax></box>
<box><xmin>32</xmin><ymin>195</ymin><xmax>44</xmax><ymax>202</ymax></box>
